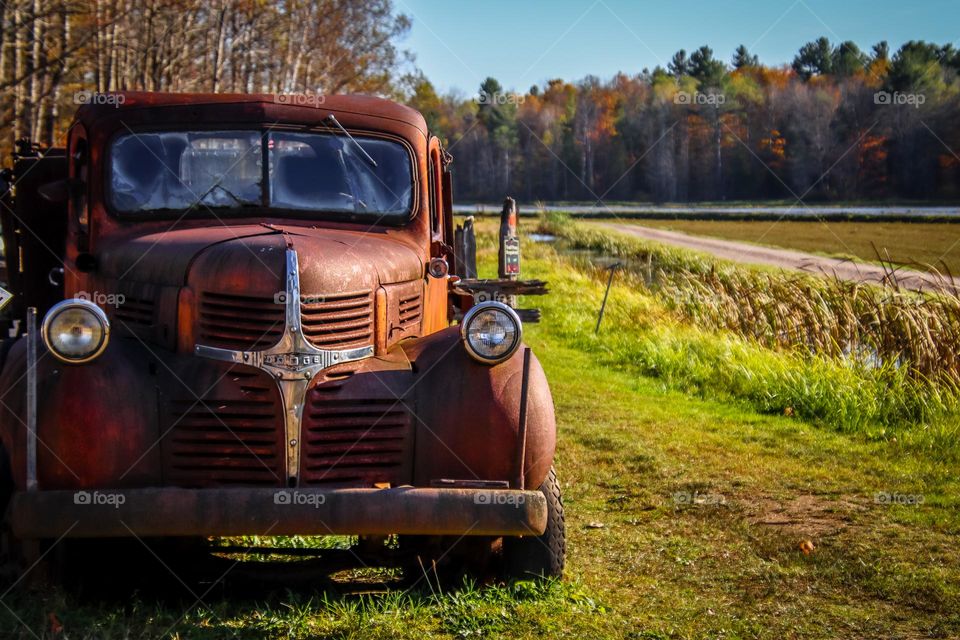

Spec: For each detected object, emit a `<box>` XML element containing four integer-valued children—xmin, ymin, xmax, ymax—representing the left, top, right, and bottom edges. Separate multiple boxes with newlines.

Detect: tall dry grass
<box><xmin>540</xmin><ymin>214</ymin><xmax>960</xmax><ymax>386</ymax></box>
<box><xmin>665</xmin><ymin>267</ymin><xmax>960</xmax><ymax>382</ymax></box>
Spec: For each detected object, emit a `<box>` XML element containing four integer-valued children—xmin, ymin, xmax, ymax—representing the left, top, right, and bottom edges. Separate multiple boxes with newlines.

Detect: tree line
<box><xmin>411</xmin><ymin>39</ymin><xmax>960</xmax><ymax>203</ymax></box>
<box><xmin>0</xmin><ymin>0</ymin><xmax>411</xmax><ymax>156</ymax></box>
<box><xmin>2</xmin><ymin>5</ymin><xmax>958</xmax><ymax>205</ymax></box>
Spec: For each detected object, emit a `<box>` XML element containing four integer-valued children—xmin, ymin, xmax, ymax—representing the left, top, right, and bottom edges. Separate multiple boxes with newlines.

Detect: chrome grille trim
<box><xmin>194</xmin><ymin>249</ymin><xmax>375</xmax><ymax>484</ymax></box>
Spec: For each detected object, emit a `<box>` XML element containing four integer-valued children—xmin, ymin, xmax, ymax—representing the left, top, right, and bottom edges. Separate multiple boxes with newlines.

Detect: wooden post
<box><xmin>498</xmin><ymin>197</ymin><xmax>520</xmax><ymax>307</ymax></box>
<box><xmin>455</xmin><ymin>216</ymin><xmax>477</xmax><ymax>279</ymax></box>
<box><xmin>596</xmin><ymin>263</ymin><xmax>620</xmax><ymax>334</ymax></box>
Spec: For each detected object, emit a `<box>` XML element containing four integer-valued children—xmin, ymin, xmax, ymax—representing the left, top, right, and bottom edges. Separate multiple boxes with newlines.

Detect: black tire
<box><xmin>0</xmin><ymin>440</ymin><xmax>24</xmax><ymax>586</ymax></box>
<box><xmin>502</xmin><ymin>466</ymin><xmax>565</xmax><ymax>581</ymax></box>
<box><xmin>399</xmin><ymin>534</ymin><xmax>499</xmax><ymax>588</ymax></box>
<box><xmin>0</xmin><ymin>337</ymin><xmax>15</xmax><ymax>377</ymax></box>
<box><xmin>0</xmin><ymin>441</ymin><xmax>48</xmax><ymax>587</ymax></box>
<box><xmin>0</xmin><ymin>441</ymin><xmax>12</xmax><ymax>517</ymax></box>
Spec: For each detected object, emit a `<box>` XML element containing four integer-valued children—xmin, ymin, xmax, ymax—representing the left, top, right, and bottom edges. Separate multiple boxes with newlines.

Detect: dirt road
<box><xmin>604</xmin><ymin>223</ymin><xmax>960</xmax><ymax>294</ymax></box>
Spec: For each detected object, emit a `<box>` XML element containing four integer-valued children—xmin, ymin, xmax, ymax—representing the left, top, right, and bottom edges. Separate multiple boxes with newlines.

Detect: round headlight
<box><xmin>41</xmin><ymin>299</ymin><xmax>110</xmax><ymax>364</ymax></box>
<box><xmin>460</xmin><ymin>301</ymin><xmax>522</xmax><ymax>365</ymax></box>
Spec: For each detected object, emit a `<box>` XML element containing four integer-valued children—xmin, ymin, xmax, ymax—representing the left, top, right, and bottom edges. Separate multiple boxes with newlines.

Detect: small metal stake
<box><xmin>514</xmin><ymin>348</ymin><xmax>532</xmax><ymax>489</ymax></box>
<box><xmin>595</xmin><ymin>263</ymin><xmax>621</xmax><ymax>334</ymax></box>
<box><xmin>26</xmin><ymin>307</ymin><xmax>38</xmax><ymax>491</ymax></box>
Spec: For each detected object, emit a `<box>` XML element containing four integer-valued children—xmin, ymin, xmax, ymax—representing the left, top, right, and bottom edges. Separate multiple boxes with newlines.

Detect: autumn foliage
<box><xmin>2</xmin><ymin>5</ymin><xmax>958</xmax><ymax>205</ymax></box>
<box><xmin>411</xmin><ymin>41</ymin><xmax>960</xmax><ymax>203</ymax></box>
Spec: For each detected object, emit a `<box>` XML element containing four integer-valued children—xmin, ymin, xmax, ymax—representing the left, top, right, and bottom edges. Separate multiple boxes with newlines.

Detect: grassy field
<box><xmin>2</xmin><ymin>232</ymin><xmax>958</xmax><ymax>639</ymax></box>
<box><xmin>614</xmin><ymin>219</ymin><xmax>960</xmax><ymax>275</ymax></box>
<box><xmin>546</xmin><ymin>217</ymin><xmax>960</xmax><ymax>417</ymax></box>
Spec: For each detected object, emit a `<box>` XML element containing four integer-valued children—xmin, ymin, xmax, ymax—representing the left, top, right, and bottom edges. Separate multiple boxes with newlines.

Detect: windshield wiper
<box><xmin>325</xmin><ymin>114</ymin><xmax>378</xmax><ymax>168</ymax></box>
<box><xmin>184</xmin><ymin>171</ymin><xmax>249</xmax><ymax>212</ymax></box>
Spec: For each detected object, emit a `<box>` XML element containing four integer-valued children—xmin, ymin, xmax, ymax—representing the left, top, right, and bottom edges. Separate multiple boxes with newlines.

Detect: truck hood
<box><xmin>97</xmin><ymin>225</ymin><xmax>424</xmax><ymax>291</ymax></box>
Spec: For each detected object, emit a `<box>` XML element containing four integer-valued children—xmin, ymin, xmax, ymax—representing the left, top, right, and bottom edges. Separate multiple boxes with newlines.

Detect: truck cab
<box><xmin>0</xmin><ymin>92</ymin><xmax>563</xmax><ymax>581</ymax></box>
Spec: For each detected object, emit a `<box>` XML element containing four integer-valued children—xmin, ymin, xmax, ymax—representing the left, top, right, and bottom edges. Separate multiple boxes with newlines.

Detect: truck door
<box><xmin>422</xmin><ymin>136</ymin><xmax>451</xmax><ymax>333</ymax></box>
<box><xmin>0</xmin><ymin>149</ymin><xmax>68</xmax><ymax>327</ymax></box>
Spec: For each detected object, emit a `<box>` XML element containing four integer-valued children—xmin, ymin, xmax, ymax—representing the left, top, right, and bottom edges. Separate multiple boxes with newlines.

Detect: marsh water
<box><xmin>456</xmin><ymin>203</ymin><xmax>960</xmax><ymax>218</ymax></box>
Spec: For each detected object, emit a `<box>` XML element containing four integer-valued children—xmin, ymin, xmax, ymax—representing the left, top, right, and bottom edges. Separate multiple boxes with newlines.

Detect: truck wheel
<box><xmin>399</xmin><ymin>534</ymin><xmax>498</xmax><ymax>587</ymax></box>
<box><xmin>502</xmin><ymin>466</ymin><xmax>565</xmax><ymax>581</ymax></box>
<box><xmin>0</xmin><ymin>338</ymin><xmax>14</xmax><ymax>376</ymax></box>
<box><xmin>0</xmin><ymin>442</ymin><xmax>56</xmax><ymax>587</ymax></box>
<box><xmin>0</xmin><ymin>441</ymin><xmax>24</xmax><ymax>585</ymax></box>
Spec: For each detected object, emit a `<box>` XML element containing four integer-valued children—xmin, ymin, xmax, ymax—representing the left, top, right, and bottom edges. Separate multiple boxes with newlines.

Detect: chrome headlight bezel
<box><xmin>460</xmin><ymin>301</ymin><xmax>522</xmax><ymax>365</ymax></box>
<box><xmin>41</xmin><ymin>299</ymin><xmax>111</xmax><ymax>364</ymax></box>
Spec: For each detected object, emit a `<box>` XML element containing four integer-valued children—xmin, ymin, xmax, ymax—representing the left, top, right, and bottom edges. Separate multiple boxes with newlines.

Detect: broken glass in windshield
<box><xmin>109</xmin><ymin>129</ymin><xmax>413</xmax><ymax>220</ymax></box>
<box><xmin>110</xmin><ymin>131</ymin><xmax>262</xmax><ymax>212</ymax></box>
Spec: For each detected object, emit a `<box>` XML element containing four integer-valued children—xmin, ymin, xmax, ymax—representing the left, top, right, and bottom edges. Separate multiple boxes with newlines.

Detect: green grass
<box><xmin>613</xmin><ymin>218</ymin><xmax>960</xmax><ymax>275</ymax></box>
<box><xmin>2</xmin><ymin>233</ymin><xmax>958</xmax><ymax>638</ymax></box>
<box><xmin>539</xmin><ymin>216</ymin><xmax>960</xmax><ymax>433</ymax></box>
<box><xmin>536</xmin><ymin>254</ymin><xmax>960</xmax><ymax>447</ymax></box>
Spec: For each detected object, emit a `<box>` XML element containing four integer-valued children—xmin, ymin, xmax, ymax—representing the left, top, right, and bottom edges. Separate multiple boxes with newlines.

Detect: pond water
<box><xmin>455</xmin><ymin>203</ymin><xmax>960</xmax><ymax>218</ymax></box>
<box><xmin>528</xmin><ymin>233</ymin><xmax>557</xmax><ymax>243</ymax></box>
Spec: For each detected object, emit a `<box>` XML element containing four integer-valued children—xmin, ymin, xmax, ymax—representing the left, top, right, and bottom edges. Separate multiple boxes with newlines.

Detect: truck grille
<box><xmin>300</xmin><ymin>392</ymin><xmax>413</xmax><ymax>486</ymax></box>
<box><xmin>199</xmin><ymin>292</ymin><xmax>284</xmax><ymax>350</ymax></box>
<box><xmin>198</xmin><ymin>290</ymin><xmax>375</xmax><ymax>352</ymax></box>
<box><xmin>398</xmin><ymin>291</ymin><xmax>422</xmax><ymax>329</ymax></box>
<box><xmin>301</xmin><ymin>290</ymin><xmax>374</xmax><ymax>350</ymax></box>
<box><xmin>163</xmin><ymin>369</ymin><xmax>284</xmax><ymax>486</ymax></box>
<box><xmin>114</xmin><ymin>296</ymin><xmax>155</xmax><ymax>328</ymax></box>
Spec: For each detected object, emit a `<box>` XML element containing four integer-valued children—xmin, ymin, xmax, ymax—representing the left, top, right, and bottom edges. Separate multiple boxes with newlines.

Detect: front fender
<box><xmin>0</xmin><ymin>327</ymin><xmax>557</xmax><ymax>492</ymax></box>
<box><xmin>0</xmin><ymin>337</ymin><xmax>161</xmax><ymax>490</ymax></box>
<box><xmin>401</xmin><ymin>326</ymin><xmax>556</xmax><ymax>490</ymax></box>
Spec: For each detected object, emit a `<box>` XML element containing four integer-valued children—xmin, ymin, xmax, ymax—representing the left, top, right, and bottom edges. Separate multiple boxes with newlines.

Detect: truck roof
<box><xmin>74</xmin><ymin>91</ymin><xmax>427</xmax><ymax>134</ymax></box>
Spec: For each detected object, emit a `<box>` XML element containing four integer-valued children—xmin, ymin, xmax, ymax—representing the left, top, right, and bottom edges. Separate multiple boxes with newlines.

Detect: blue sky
<box><xmin>397</xmin><ymin>0</ymin><xmax>960</xmax><ymax>95</ymax></box>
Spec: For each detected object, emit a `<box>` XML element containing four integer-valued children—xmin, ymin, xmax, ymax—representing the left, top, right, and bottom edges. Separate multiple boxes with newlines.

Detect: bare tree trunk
<box><xmin>28</xmin><ymin>0</ymin><xmax>45</xmax><ymax>142</ymax></box>
<box><xmin>13</xmin><ymin>1</ymin><xmax>26</xmax><ymax>143</ymax></box>
<box><xmin>40</xmin><ymin>2</ymin><xmax>67</xmax><ymax>145</ymax></box>
<box><xmin>210</xmin><ymin>1</ymin><xmax>228</xmax><ymax>92</ymax></box>
<box><xmin>93</xmin><ymin>0</ymin><xmax>103</xmax><ymax>91</ymax></box>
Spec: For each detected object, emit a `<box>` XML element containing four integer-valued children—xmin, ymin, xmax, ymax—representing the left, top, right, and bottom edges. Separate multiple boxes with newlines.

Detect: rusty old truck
<box><xmin>0</xmin><ymin>92</ymin><xmax>563</xmax><ymax>582</ymax></box>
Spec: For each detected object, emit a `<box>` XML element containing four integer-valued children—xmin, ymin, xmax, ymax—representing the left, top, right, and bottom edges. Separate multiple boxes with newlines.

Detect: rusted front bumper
<box><xmin>9</xmin><ymin>487</ymin><xmax>547</xmax><ymax>539</ymax></box>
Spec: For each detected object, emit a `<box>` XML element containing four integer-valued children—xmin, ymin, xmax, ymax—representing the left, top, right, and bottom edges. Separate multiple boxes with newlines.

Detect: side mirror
<box><xmin>37</xmin><ymin>178</ymin><xmax>83</xmax><ymax>205</ymax></box>
<box><xmin>37</xmin><ymin>179</ymin><xmax>69</xmax><ymax>204</ymax></box>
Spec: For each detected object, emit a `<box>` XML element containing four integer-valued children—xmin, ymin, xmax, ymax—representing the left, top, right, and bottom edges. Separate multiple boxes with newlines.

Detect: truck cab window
<box><xmin>268</xmin><ymin>132</ymin><xmax>411</xmax><ymax>216</ymax></box>
<box><xmin>110</xmin><ymin>131</ymin><xmax>262</xmax><ymax>212</ymax></box>
<box><xmin>108</xmin><ymin>130</ymin><xmax>413</xmax><ymax>220</ymax></box>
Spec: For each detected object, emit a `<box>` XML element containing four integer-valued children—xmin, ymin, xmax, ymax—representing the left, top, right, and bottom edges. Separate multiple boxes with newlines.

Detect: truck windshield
<box><xmin>109</xmin><ymin>130</ymin><xmax>413</xmax><ymax>219</ymax></box>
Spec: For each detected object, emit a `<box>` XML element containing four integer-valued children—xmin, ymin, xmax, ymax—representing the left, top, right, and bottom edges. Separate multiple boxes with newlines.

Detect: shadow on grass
<box><xmin>0</xmin><ymin>538</ymin><xmax>580</xmax><ymax>640</ymax></box>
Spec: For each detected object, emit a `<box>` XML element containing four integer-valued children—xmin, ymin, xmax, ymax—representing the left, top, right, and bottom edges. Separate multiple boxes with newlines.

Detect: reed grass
<box><xmin>532</xmin><ymin>213</ymin><xmax>960</xmax><ymax>443</ymax></box>
<box><xmin>540</xmin><ymin>214</ymin><xmax>960</xmax><ymax>385</ymax></box>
